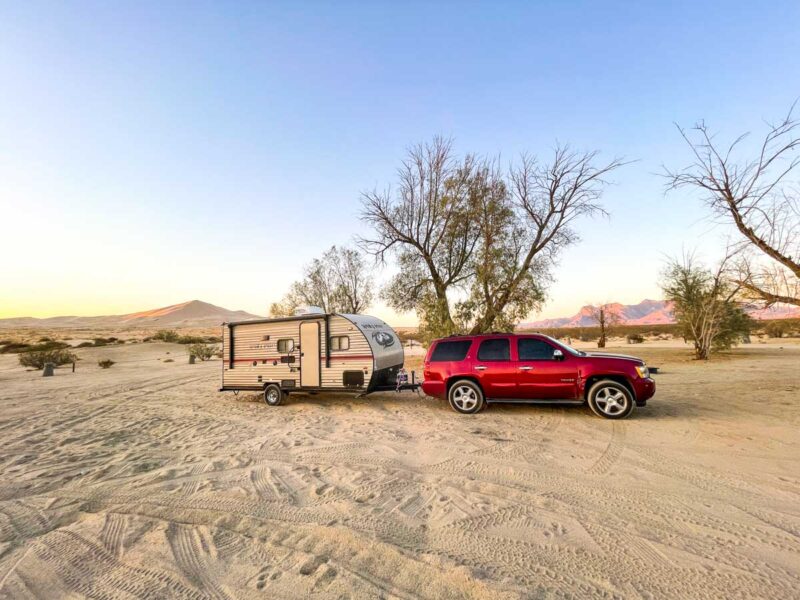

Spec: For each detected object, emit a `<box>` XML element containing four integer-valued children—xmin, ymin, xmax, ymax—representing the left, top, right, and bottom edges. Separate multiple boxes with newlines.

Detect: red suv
<box><xmin>422</xmin><ymin>334</ymin><xmax>655</xmax><ymax>419</ymax></box>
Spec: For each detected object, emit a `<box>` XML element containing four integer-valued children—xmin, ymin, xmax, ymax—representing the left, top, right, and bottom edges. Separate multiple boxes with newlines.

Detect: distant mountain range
<box><xmin>0</xmin><ymin>300</ymin><xmax>263</xmax><ymax>329</ymax></box>
<box><xmin>520</xmin><ymin>299</ymin><xmax>800</xmax><ymax>329</ymax></box>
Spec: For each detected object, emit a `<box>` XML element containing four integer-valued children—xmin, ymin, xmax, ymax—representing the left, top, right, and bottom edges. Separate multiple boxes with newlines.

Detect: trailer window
<box><xmin>277</xmin><ymin>339</ymin><xmax>294</xmax><ymax>353</ymax></box>
<box><xmin>330</xmin><ymin>336</ymin><xmax>350</xmax><ymax>351</ymax></box>
<box><xmin>430</xmin><ymin>340</ymin><xmax>471</xmax><ymax>362</ymax></box>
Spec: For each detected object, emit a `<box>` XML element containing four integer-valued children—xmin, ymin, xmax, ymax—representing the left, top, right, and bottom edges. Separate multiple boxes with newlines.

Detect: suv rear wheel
<box><xmin>587</xmin><ymin>380</ymin><xmax>634</xmax><ymax>419</ymax></box>
<box><xmin>264</xmin><ymin>383</ymin><xmax>286</xmax><ymax>406</ymax></box>
<box><xmin>448</xmin><ymin>380</ymin><xmax>485</xmax><ymax>414</ymax></box>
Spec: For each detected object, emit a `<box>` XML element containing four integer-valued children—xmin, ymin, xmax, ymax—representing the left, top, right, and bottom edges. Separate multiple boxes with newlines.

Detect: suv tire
<box><xmin>587</xmin><ymin>380</ymin><xmax>634</xmax><ymax>419</ymax></box>
<box><xmin>448</xmin><ymin>380</ymin><xmax>485</xmax><ymax>414</ymax></box>
<box><xmin>264</xmin><ymin>383</ymin><xmax>286</xmax><ymax>406</ymax></box>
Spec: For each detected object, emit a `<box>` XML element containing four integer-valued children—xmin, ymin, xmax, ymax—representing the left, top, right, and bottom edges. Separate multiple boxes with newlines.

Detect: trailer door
<box><xmin>299</xmin><ymin>321</ymin><xmax>321</xmax><ymax>387</ymax></box>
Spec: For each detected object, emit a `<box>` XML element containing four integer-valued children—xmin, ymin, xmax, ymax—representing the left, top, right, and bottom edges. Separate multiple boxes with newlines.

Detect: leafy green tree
<box><xmin>661</xmin><ymin>254</ymin><xmax>752</xmax><ymax>359</ymax></box>
<box><xmin>360</xmin><ymin>140</ymin><xmax>623</xmax><ymax>339</ymax></box>
<box><xmin>270</xmin><ymin>245</ymin><xmax>373</xmax><ymax>316</ymax></box>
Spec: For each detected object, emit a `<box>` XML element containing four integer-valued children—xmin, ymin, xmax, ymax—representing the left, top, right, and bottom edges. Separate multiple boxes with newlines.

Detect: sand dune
<box><xmin>0</xmin><ymin>341</ymin><xmax>798</xmax><ymax>598</ymax></box>
<box><xmin>0</xmin><ymin>300</ymin><xmax>261</xmax><ymax>329</ymax></box>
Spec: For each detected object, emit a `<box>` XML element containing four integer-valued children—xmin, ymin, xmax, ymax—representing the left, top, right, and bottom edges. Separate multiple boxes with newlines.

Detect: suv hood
<box><xmin>583</xmin><ymin>352</ymin><xmax>644</xmax><ymax>364</ymax></box>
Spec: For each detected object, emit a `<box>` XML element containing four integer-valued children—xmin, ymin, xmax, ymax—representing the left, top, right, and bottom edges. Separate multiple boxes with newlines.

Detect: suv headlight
<box><xmin>635</xmin><ymin>365</ymin><xmax>649</xmax><ymax>379</ymax></box>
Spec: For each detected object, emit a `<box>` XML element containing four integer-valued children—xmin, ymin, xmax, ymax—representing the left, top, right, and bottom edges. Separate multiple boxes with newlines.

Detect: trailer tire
<box><xmin>264</xmin><ymin>383</ymin><xmax>285</xmax><ymax>406</ymax></box>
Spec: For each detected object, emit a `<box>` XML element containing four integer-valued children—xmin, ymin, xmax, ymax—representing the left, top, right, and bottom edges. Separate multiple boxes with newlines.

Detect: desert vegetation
<box><xmin>359</xmin><ymin>138</ymin><xmax>626</xmax><ymax>342</ymax></box>
<box><xmin>77</xmin><ymin>337</ymin><xmax>125</xmax><ymax>348</ymax></box>
<box><xmin>18</xmin><ymin>348</ymin><xmax>77</xmax><ymax>369</ymax></box>
<box><xmin>186</xmin><ymin>343</ymin><xmax>215</xmax><ymax>361</ymax></box>
<box><xmin>661</xmin><ymin>254</ymin><xmax>753</xmax><ymax>359</ymax></box>
<box><xmin>97</xmin><ymin>359</ymin><xmax>115</xmax><ymax>369</ymax></box>
<box><xmin>270</xmin><ymin>245</ymin><xmax>374</xmax><ymax>316</ymax></box>
<box><xmin>145</xmin><ymin>330</ymin><xmax>221</xmax><ymax>344</ymax></box>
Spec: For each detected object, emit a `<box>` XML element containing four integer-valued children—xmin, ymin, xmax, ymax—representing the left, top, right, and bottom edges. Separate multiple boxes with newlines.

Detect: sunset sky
<box><xmin>2</xmin><ymin>1</ymin><xmax>798</xmax><ymax>326</ymax></box>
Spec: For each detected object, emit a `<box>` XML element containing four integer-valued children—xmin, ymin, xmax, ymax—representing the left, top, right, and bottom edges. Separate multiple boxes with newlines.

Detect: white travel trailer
<box><xmin>220</xmin><ymin>312</ymin><xmax>412</xmax><ymax>405</ymax></box>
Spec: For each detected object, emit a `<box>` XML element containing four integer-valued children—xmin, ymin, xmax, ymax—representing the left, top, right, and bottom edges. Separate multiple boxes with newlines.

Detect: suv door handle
<box><xmin>474</xmin><ymin>366</ymin><xmax>487</xmax><ymax>371</ymax></box>
<box><xmin>518</xmin><ymin>366</ymin><xmax>533</xmax><ymax>371</ymax></box>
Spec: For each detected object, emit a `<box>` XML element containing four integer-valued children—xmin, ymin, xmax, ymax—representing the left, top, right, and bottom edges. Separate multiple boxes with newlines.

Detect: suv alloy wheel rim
<box><xmin>267</xmin><ymin>388</ymin><xmax>279</xmax><ymax>403</ymax></box>
<box><xmin>452</xmin><ymin>385</ymin><xmax>478</xmax><ymax>411</ymax></box>
<box><xmin>594</xmin><ymin>386</ymin><xmax>628</xmax><ymax>416</ymax></box>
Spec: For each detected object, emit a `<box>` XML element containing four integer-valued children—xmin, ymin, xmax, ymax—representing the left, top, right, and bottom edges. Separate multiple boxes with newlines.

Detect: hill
<box><xmin>521</xmin><ymin>299</ymin><xmax>800</xmax><ymax>329</ymax></box>
<box><xmin>0</xmin><ymin>300</ymin><xmax>262</xmax><ymax>329</ymax></box>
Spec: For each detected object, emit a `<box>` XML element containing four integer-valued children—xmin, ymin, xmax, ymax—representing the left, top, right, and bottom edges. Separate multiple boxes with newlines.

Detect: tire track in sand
<box><xmin>586</xmin><ymin>421</ymin><xmax>626</xmax><ymax>476</ymax></box>
<box><xmin>167</xmin><ymin>523</ymin><xmax>232</xmax><ymax>600</ymax></box>
<box><xmin>99</xmin><ymin>513</ymin><xmax>126</xmax><ymax>559</ymax></box>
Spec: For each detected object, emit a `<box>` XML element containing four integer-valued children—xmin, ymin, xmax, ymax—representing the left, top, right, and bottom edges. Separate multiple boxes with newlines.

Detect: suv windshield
<box><xmin>541</xmin><ymin>335</ymin><xmax>585</xmax><ymax>357</ymax></box>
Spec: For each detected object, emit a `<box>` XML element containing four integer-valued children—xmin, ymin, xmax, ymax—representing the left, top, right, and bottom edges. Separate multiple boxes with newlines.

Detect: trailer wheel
<box><xmin>264</xmin><ymin>383</ymin><xmax>285</xmax><ymax>406</ymax></box>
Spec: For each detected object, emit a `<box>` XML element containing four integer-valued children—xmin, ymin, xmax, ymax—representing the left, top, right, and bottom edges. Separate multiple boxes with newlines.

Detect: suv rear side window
<box><xmin>518</xmin><ymin>338</ymin><xmax>556</xmax><ymax>360</ymax></box>
<box><xmin>430</xmin><ymin>340</ymin><xmax>471</xmax><ymax>362</ymax></box>
<box><xmin>477</xmin><ymin>338</ymin><xmax>510</xmax><ymax>361</ymax></box>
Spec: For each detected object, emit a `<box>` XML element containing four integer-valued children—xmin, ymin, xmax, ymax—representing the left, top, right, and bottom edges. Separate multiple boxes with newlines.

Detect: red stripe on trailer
<box><xmin>223</xmin><ymin>355</ymin><xmax>373</xmax><ymax>364</ymax></box>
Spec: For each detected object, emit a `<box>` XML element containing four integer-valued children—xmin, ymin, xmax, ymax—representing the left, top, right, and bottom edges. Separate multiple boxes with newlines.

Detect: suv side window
<box><xmin>518</xmin><ymin>338</ymin><xmax>556</xmax><ymax>360</ymax></box>
<box><xmin>477</xmin><ymin>338</ymin><xmax>510</xmax><ymax>361</ymax></box>
<box><xmin>430</xmin><ymin>340</ymin><xmax>471</xmax><ymax>362</ymax></box>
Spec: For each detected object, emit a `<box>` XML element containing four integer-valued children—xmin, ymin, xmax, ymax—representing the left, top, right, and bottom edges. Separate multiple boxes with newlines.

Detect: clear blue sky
<box><xmin>2</xmin><ymin>1</ymin><xmax>798</xmax><ymax>324</ymax></box>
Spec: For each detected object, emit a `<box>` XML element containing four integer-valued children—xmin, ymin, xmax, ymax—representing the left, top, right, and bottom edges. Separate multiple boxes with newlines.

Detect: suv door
<box><xmin>516</xmin><ymin>337</ymin><xmax>579</xmax><ymax>400</ymax></box>
<box><xmin>473</xmin><ymin>338</ymin><xmax>517</xmax><ymax>399</ymax></box>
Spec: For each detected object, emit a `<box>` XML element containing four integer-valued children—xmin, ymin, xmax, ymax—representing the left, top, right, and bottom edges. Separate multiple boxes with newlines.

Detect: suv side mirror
<box><xmin>552</xmin><ymin>349</ymin><xmax>564</xmax><ymax>361</ymax></box>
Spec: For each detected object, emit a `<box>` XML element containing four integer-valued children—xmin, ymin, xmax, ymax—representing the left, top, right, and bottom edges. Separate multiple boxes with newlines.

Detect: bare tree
<box><xmin>270</xmin><ymin>245</ymin><xmax>373</xmax><ymax>316</ymax></box>
<box><xmin>665</xmin><ymin>105</ymin><xmax>800</xmax><ymax>307</ymax></box>
<box><xmin>661</xmin><ymin>252</ymin><xmax>752</xmax><ymax>360</ymax></box>
<box><xmin>359</xmin><ymin>137</ymin><xmax>481</xmax><ymax>337</ymax></box>
<box><xmin>589</xmin><ymin>303</ymin><xmax>621</xmax><ymax>348</ymax></box>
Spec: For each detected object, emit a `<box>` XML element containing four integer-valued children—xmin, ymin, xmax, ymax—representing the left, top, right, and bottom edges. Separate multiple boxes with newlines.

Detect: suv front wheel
<box><xmin>448</xmin><ymin>380</ymin><xmax>485</xmax><ymax>414</ymax></box>
<box><xmin>587</xmin><ymin>380</ymin><xmax>634</xmax><ymax>419</ymax></box>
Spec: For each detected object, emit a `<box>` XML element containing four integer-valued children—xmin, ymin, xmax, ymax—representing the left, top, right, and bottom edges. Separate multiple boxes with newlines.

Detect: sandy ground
<box><xmin>0</xmin><ymin>340</ymin><xmax>798</xmax><ymax>599</ymax></box>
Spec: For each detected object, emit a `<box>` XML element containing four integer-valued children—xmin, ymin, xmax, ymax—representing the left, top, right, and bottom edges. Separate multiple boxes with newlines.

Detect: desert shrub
<box><xmin>187</xmin><ymin>343</ymin><xmax>214</xmax><ymax>361</ymax></box>
<box><xmin>19</xmin><ymin>349</ymin><xmax>77</xmax><ymax>369</ymax></box>
<box><xmin>25</xmin><ymin>341</ymin><xmax>69</xmax><ymax>352</ymax></box>
<box><xmin>76</xmin><ymin>342</ymin><xmax>94</xmax><ymax>348</ymax></box>
<box><xmin>627</xmin><ymin>333</ymin><xmax>645</xmax><ymax>344</ymax></box>
<box><xmin>98</xmin><ymin>359</ymin><xmax>115</xmax><ymax>369</ymax></box>
<box><xmin>764</xmin><ymin>321</ymin><xmax>787</xmax><ymax>338</ymax></box>
<box><xmin>661</xmin><ymin>256</ymin><xmax>753</xmax><ymax>359</ymax></box>
<box><xmin>0</xmin><ymin>342</ymin><xmax>32</xmax><ymax>354</ymax></box>
<box><xmin>153</xmin><ymin>329</ymin><xmax>180</xmax><ymax>343</ymax></box>
<box><xmin>163</xmin><ymin>358</ymin><xmax>174</xmax><ymax>363</ymax></box>
<box><xmin>176</xmin><ymin>334</ymin><xmax>222</xmax><ymax>344</ymax></box>
<box><xmin>578</xmin><ymin>333</ymin><xmax>592</xmax><ymax>342</ymax></box>
<box><xmin>176</xmin><ymin>335</ymin><xmax>206</xmax><ymax>344</ymax></box>
<box><xmin>38</xmin><ymin>336</ymin><xmax>54</xmax><ymax>342</ymax></box>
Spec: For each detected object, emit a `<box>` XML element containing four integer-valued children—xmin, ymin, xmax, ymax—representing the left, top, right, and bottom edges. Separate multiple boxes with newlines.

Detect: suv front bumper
<box><xmin>634</xmin><ymin>377</ymin><xmax>656</xmax><ymax>406</ymax></box>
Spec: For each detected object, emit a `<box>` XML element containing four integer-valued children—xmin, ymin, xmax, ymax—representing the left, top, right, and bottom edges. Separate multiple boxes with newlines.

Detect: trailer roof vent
<box><xmin>294</xmin><ymin>306</ymin><xmax>325</xmax><ymax>316</ymax></box>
